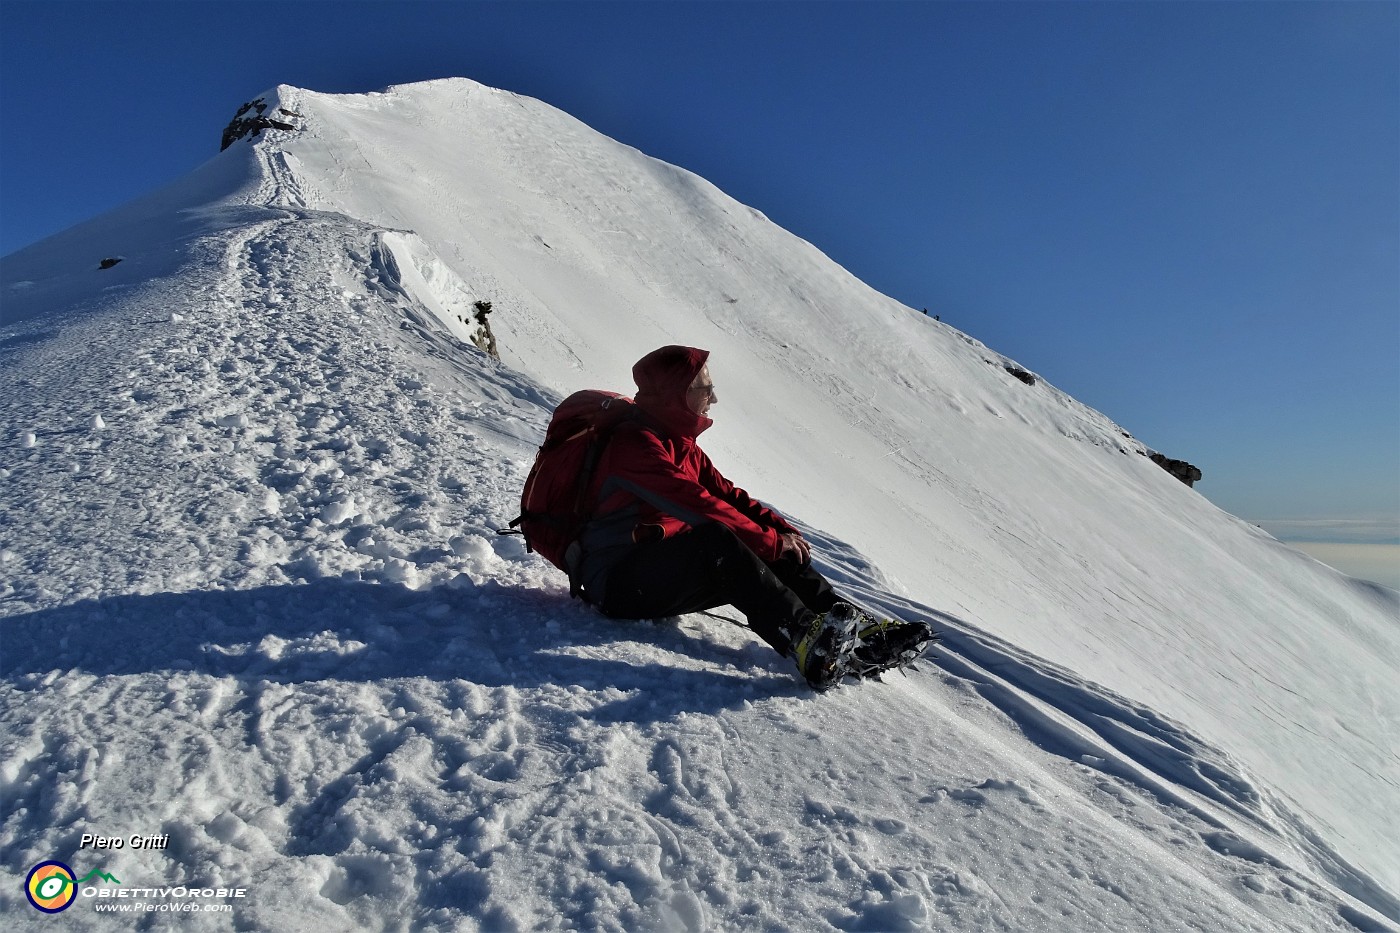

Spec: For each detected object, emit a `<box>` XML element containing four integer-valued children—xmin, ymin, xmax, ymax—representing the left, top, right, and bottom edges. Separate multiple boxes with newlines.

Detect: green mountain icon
<box><xmin>74</xmin><ymin>869</ymin><xmax>121</xmax><ymax>885</ymax></box>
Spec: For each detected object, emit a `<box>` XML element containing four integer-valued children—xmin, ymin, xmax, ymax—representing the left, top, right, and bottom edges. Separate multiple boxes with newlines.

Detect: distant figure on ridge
<box><xmin>511</xmin><ymin>345</ymin><xmax>937</xmax><ymax>689</ymax></box>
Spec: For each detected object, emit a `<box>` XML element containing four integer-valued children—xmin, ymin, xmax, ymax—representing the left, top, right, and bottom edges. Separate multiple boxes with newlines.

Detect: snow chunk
<box><xmin>321</xmin><ymin>495</ymin><xmax>361</xmax><ymax>526</ymax></box>
<box><xmin>381</xmin><ymin>557</ymin><xmax>421</xmax><ymax>588</ymax></box>
<box><xmin>256</xmin><ymin>631</ymin><xmax>368</xmax><ymax>663</ymax></box>
<box><xmin>843</xmin><ymin>891</ymin><xmax>930</xmax><ymax>932</ymax></box>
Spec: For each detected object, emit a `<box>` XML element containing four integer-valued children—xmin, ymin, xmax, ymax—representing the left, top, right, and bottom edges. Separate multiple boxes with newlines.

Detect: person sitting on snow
<box><xmin>570</xmin><ymin>345</ymin><xmax>931</xmax><ymax>690</ymax></box>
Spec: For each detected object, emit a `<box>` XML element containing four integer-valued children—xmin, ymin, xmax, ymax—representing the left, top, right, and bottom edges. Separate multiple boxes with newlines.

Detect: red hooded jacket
<box><xmin>573</xmin><ymin>346</ymin><xmax>797</xmax><ymax>601</ymax></box>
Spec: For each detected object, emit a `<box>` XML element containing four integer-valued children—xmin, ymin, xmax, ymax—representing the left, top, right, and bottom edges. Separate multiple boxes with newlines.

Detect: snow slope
<box><xmin>1</xmin><ymin>78</ymin><xmax>1395</xmax><ymax>931</ymax></box>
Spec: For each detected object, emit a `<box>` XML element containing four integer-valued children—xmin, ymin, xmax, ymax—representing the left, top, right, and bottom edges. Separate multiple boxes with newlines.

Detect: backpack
<box><xmin>506</xmin><ymin>390</ymin><xmax>638</xmax><ymax>582</ymax></box>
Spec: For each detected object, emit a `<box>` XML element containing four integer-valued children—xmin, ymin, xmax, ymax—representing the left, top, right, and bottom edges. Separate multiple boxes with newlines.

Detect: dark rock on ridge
<box><xmin>222</xmin><ymin>98</ymin><xmax>299</xmax><ymax>151</ymax></box>
<box><xmin>1150</xmin><ymin>453</ymin><xmax>1203</xmax><ymax>487</ymax></box>
<box><xmin>1004</xmin><ymin>364</ymin><xmax>1037</xmax><ymax>386</ymax></box>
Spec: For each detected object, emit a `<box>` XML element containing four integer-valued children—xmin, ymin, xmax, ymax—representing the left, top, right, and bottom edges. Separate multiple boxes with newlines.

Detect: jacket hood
<box><xmin>632</xmin><ymin>345</ymin><xmax>712</xmax><ymax>440</ymax></box>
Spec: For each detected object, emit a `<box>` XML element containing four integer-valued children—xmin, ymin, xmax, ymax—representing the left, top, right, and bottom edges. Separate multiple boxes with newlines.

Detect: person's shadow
<box><xmin>0</xmin><ymin>577</ymin><xmax>798</xmax><ymax>725</ymax></box>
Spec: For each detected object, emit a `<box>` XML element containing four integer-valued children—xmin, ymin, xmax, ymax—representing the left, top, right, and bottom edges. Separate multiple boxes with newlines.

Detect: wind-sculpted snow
<box><xmin>2</xmin><ymin>79</ymin><xmax>1397</xmax><ymax>931</ymax></box>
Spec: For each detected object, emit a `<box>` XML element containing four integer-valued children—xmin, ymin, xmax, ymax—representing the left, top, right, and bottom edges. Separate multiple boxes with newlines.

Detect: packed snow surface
<box><xmin>1</xmin><ymin>78</ymin><xmax>1396</xmax><ymax>931</ymax></box>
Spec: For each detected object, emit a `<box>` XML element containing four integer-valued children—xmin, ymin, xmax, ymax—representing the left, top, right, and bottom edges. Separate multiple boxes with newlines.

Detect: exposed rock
<box><xmin>98</xmin><ymin>258</ymin><xmax>123</xmax><ymax>270</ymax></box>
<box><xmin>221</xmin><ymin>98</ymin><xmax>298</xmax><ymax>151</ymax></box>
<box><xmin>455</xmin><ymin>300</ymin><xmax>500</xmax><ymax>360</ymax></box>
<box><xmin>1150</xmin><ymin>453</ymin><xmax>1203</xmax><ymax>487</ymax></box>
<box><xmin>1004</xmin><ymin>364</ymin><xmax>1037</xmax><ymax>386</ymax></box>
<box><xmin>471</xmin><ymin>300</ymin><xmax>499</xmax><ymax>360</ymax></box>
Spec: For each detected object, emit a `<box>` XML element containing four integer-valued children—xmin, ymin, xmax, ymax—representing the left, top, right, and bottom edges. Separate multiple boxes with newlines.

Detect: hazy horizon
<box><xmin>1256</xmin><ymin>518</ymin><xmax>1399</xmax><ymax>589</ymax></box>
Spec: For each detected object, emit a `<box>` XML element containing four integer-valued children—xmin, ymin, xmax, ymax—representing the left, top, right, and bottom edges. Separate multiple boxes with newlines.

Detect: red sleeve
<box><xmin>694</xmin><ymin>450</ymin><xmax>798</xmax><ymax>537</ymax></box>
<box><xmin>598</xmin><ymin>430</ymin><xmax>786</xmax><ymax>562</ymax></box>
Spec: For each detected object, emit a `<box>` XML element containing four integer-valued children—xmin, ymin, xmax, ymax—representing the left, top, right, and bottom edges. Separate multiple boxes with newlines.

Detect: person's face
<box><xmin>686</xmin><ymin>364</ymin><xmax>717</xmax><ymax>416</ymax></box>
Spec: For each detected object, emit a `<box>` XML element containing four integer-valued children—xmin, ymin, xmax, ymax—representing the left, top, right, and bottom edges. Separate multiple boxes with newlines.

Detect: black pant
<box><xmin>596</xmin><ymin>523</ymin><xmax>840</xmax><ymax>653</ymax></box>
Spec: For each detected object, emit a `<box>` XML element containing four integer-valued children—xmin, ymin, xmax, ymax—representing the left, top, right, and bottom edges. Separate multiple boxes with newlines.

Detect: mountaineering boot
<box><xmin>849</xmin><ymin>612</ymin><xmax>940</xmax><ymax>679</ymax></box>
<box><xmin>786</xmin><ymin>602</ymin><xmax>861</xmax><ymax>691</ymax></box>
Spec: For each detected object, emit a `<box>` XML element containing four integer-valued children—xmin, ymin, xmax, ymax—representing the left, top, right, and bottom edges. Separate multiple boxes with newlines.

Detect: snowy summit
<box><xmin>1</xmin><ymin>78</ymin><xmax>1396</xmax><ymax>931</ymax></box>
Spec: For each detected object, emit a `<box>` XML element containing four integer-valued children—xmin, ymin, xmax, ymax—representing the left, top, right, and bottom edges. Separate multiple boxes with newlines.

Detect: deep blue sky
<box><xmin>2</xmin><ymin>1</ymin><xmax>1397</xmax><ymax>543</ymax></box>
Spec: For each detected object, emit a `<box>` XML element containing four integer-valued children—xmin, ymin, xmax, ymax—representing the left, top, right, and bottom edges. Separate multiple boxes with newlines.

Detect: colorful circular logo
<box><xmin>25</xmin><ymin>861</ymin><xmax>77</xmax><ymax>913</ymax></box>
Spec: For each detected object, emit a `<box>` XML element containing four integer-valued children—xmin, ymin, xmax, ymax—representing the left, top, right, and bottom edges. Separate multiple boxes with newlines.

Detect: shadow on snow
<box><xmin>0</xmin><ymin>577</ymin><xmax>799</xmax><ymax>722</ymax></box>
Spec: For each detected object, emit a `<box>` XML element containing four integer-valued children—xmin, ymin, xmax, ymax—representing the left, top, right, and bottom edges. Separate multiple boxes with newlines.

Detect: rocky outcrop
<box><xmin>1150</xmin><ymin>453</ymin><xmax>1203</xmax><ymax>487</ymax></box>
<box><xmin>1004</xmin><ymin>364</ymin><xmax>1037</xmax><ymax>386</ymax></box>
<box><xmin>221</xmin><ymin>99</ymin><xmax>300</xmax><ymax>151</ymax></box>
<box><xmin>470</xmin><ymin>300</ymin><xmax>499</xmax><ymax>360</ymax></box>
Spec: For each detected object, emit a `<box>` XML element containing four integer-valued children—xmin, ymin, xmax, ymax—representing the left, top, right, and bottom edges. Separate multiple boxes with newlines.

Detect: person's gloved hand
<box><xmin>779</xmin><ymin>532</ymin><xmax>811</xmax><ymax>566</ymax></box>
<box><xmin>632</xmin><ymin>523</ymin><xmax>665</xmax><ymax>544</ymax></box>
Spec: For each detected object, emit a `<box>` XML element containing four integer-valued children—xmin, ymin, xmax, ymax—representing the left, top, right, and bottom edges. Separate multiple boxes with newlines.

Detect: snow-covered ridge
<box><xmin>1</xmin><ymin>79</ymin><xmax>1396</xmax><ymax>930</ymax></box>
